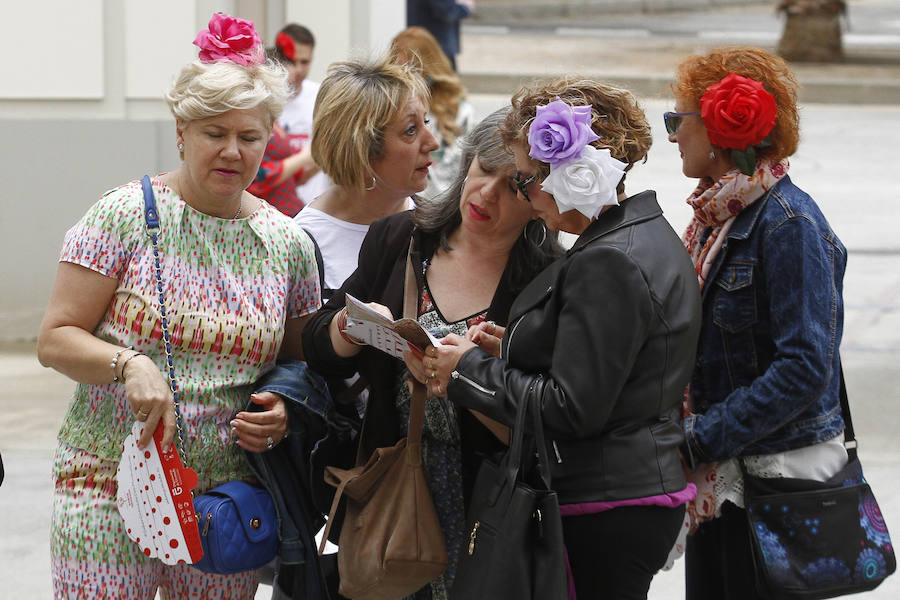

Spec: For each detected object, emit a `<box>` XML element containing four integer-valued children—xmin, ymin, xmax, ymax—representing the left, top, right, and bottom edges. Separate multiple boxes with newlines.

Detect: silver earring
<box><xmin>365</xmin><ymin>176</ymin><xmax>376</xmax><ymax>191</ymax></box>
<box><xmin>523</xmin><ymin>220</ymin><xmax>547</xmax><ymax>247</ymax></box>
<box><xmin>178</xmin><ymin>143</ymin><xmax>184</xmax><ymax>151</ymax></box>
<box><xmin>708</xmin><ymin>150</ymin><xmax>716</xmax><ymax>160</ymax></box>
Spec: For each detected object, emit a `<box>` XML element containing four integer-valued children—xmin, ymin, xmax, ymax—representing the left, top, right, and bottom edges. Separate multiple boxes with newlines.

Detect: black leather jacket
<box><xmin>449</xmin><ymin>191</ymin><xmax>702</xmax><ymax>504</ymax></box>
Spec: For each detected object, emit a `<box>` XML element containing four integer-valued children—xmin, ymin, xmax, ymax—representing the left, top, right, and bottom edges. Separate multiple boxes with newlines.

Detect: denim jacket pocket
<box><xmin>712</xmin><ymin>264</ymin><xmax>757</xmax><ymax>333</ymax></box>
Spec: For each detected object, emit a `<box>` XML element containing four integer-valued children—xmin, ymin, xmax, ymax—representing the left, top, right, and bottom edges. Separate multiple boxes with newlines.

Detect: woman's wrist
<box><xmin>119</xmin><ymin>351</ymin><xmax>147</xmax><ymax>383</ymax></box>
<box><xmin>110</xmin><ymin>346</ymin><xmax>134</xmax><ymax>382</ymax></box>
<box><xmin>335</xmin><ymin>307</ymin><xmax>365</xmax><ymax>346</ymax></box>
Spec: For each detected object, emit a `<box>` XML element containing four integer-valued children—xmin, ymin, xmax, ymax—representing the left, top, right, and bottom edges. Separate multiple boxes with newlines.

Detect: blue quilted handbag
<box><xmin>192</xmin><ymin>481</ymin><xmax>279</xmax><ymax>574</ymax></box>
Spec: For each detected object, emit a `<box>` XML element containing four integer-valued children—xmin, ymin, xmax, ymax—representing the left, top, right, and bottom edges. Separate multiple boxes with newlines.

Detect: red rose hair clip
<box><xmin>700</xmin><ymin>73</ymin><xmax>776</xmax><ymax>176</ymax></box>
<box><xmin>193</xmin><ymin>13</ymin><xmax>263</xmax><ymax>66</ymax></box>
<box><xmin>276</xmin><ymin>32</ymin><xmax>296</xmax><ymax>61</ymax></box>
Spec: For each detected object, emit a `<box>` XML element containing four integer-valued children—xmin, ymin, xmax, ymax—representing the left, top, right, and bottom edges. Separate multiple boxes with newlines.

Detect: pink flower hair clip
<box><xmin>193</xmin><ymin>13</ymin><xmax>263</xmax><ymax>66</ymax></box>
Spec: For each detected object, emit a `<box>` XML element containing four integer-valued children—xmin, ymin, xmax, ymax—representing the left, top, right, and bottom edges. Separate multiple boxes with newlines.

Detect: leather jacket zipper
<box><xmin>450</xmin><ymin>370</ymin><xmax>495</xmax><ymax>396</ymax></box>
<box><xmin>501</xmin><ymin>316</ymin><xmax>524</xmax><ymax>361</ymax></box>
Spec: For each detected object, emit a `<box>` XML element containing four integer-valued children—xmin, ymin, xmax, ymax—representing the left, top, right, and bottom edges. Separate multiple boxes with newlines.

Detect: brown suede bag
<box><xmin>316</xmin><ymin>248</ymin><xmax>448</xmax><ymax>600</ymax></box>
<box><xmin>318</xmin><ymin>382</ymin><xmax>447</xmax><ymax>600</ymax></box>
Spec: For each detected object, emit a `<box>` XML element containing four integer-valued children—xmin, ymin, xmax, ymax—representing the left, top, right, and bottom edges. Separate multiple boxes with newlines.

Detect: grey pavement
<box><xmin>4</xmin><ymin>3</ymin><xmax>900</xmax><ymax>596</ymax></box>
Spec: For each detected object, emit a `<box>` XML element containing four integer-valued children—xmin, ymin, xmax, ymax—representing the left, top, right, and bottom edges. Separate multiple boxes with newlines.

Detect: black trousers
<box><xmin>685</xmin><ymin>501</ymin><xmax>759</xmax><ymax>600</ymax></box>
<box><xmin>563</xmin><ymin>504</ymin><xmax>685</xmax><ymax>600</ymax></box>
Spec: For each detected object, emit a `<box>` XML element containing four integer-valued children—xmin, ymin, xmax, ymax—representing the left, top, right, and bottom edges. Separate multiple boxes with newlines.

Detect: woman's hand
<box><xmin>465</xmin><ymin>320</ymin><xmax>505</xmax><ymax>358</ymax></box>
<box><xmin>123</xmin><ymin>354</ymin><xmax>178</xmax><ymax>450</ymax></box>
<box><xmin>424</xmin><ymin>334</ymin><xmax>477</xmax><ymax>397</ymax></box>
<box><xmin>231</xmin><ymin>392</ymin><xmax>289</xmax><ymax>453</ymax></box>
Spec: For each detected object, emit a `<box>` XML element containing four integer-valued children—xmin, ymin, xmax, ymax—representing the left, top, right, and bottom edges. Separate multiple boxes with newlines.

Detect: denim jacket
<box><xmin>683</xmin><ymin>175</ymin><xmax>847</xmax><ymax>467</ymax></box>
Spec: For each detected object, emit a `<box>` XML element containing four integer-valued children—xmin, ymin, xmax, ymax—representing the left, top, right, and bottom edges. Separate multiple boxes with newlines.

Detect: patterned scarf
<box><xmin>682</xmin><ymin>159</ymin><xmax>789</xmax><ymax>291</ymax></box>
<box><xmin>679</xmin><ymin>158</ymin><xmax>789</xmax><ymax>534</ymax></box>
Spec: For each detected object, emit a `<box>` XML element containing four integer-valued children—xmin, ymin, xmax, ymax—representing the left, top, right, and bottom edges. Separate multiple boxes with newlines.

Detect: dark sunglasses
<box><xmin>663</xmin><ymin>111</ymin><xmax>701</xmax><ymax>135</ymax></box>
<box><xmin>513</xmin><ymin>171</ymin><xmax>538</xmax><ymax>202</ymax></box>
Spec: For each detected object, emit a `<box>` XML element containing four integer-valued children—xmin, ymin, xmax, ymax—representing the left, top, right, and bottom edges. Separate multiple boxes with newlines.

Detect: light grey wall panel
<box><xmin>0</xmin><ymin>119</ymin><xmax>178</xmax><ymax>340</ymax></box>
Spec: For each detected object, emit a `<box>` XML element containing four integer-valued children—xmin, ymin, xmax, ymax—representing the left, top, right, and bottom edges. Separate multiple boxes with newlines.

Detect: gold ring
<box><xmin>136</xmin><ymin>408</ymin><xmax>149</xmax><ymax>417</ymax></box>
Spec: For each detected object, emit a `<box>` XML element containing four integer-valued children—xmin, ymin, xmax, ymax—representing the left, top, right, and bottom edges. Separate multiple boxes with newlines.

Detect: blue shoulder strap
<box><xmin>140</xmin><ymin>175</ymin><xmax>159</xmax><ymax>229</ymax></box>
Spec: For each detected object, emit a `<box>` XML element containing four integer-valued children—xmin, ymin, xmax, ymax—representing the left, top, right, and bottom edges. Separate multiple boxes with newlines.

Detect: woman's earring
<box><xmin>708</xmin><ymin>150</ymin><xmax>716</xmax><ymax>160</ymax></box>
<box><xmin>365</xmin><ymin>176</ymin><xmax>376</xmax><ymax>191</ymax></box>
<box><xmin>178</xmin><ymin>143</ymin><xmax>184</xmax><ymax>151</ymax></box>
<box><xmin>523</xmin><ymin>219</ymin><xmax>547</xmax><ymax>247</ymax></box>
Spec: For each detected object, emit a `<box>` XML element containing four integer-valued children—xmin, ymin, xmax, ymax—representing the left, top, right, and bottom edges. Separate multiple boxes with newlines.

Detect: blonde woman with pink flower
<box><xmin>37</xmin><ymin>13</ymin><xmax>320</xmax><ymax>598</ymax></box>
<box><xmin>666</xmin><ymin>47</ymin><xmax>850</xmax><ymax>600</ymax></box>
<box><xmin>420</xmin><ymin>76</ymin><xmax>702</xmax><ymax>598</ymax></box>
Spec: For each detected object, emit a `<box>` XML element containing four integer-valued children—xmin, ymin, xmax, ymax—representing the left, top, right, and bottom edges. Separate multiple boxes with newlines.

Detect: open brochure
<box><xmin>343</xmin><ymin>294</ymin><xmax>441</xmax><ymax>359</ymax></box>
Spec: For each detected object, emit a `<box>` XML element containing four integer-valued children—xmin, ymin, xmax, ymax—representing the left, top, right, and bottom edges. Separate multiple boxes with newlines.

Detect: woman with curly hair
<box><xmin>667</xmin><ymin>47</ymin><xmax>849</xmax><ymax>599</ymax></box>
<box><xmin>421</xmin><ymin>76</ymin><xmax>702</xmax><ymax>598</ymax></box>
<box><xmin>390</xmin><ymin>26</ymin><xmax>475</xmax><ymax>198</ymax></box>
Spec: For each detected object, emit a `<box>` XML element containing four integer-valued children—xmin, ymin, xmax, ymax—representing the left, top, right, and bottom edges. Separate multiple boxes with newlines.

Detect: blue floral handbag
<box><xmin>742</xmin><ymin>369</ymin><xmax>895</xmax><ymax>599</ymax></box>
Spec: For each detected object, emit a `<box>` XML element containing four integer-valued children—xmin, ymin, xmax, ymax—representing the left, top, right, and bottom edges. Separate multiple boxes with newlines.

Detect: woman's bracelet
<box><xmin>119</xmin><ymin>351</ymin><xmax>146</xmax><ymax>383</ymax></box>
<box><xmin>110</xmin><ymin>346</ymin><xmax>134</xmax><ymax>382</ymax></box>
<box><xmin>336</xmin><ymin>308</ymin><xmax>365</xmax><ymax>347</ymax></box>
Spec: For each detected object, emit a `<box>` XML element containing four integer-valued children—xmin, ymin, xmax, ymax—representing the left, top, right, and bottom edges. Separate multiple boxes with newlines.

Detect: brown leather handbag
<box><xmin>316</xmin><ymin>247</ymin><xmax>448</xmax><ymax>600</ymax></box>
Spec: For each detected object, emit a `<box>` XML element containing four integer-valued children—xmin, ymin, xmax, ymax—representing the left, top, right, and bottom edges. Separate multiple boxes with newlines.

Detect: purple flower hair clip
<box><xmin>527</xmin><ymin>98</ymin><xmax>600</xmax><ymax>167</ymax></box>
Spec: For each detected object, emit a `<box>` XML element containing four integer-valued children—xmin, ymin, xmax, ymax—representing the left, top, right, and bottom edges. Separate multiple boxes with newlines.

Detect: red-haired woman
<box><xmin>667</xmin><ymin>47</ymin><xmax>851</xmax><ymax>599</ymax></box>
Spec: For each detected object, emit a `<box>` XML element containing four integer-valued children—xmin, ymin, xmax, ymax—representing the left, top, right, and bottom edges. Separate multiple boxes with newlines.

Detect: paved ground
<box><xmin>3</xmin><ymin>2</ymin><xmax>900</xmax><ymax>597</ymax></box>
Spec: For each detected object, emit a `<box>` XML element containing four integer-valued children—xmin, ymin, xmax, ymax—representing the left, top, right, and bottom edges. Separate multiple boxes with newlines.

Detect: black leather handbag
<box><xmin>742</xmin><ymin>367</ymin><xmax>895</xmax><ymax>599</ymax></box>
<box><xmin>451</xmin><ymin>377</ymin><xmax>568</xmax><ymax>600</ymax></box>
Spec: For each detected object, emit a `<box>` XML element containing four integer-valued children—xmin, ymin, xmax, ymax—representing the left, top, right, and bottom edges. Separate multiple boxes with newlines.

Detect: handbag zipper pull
<box><xmin>201</xmin><ymin>513</ymin><xmax>212</xmax><ymax>536</ymax></box>
<box><xmin>467</xmin><ymin>521</ymin><xmax>480</xmax><ymax>555</ymax></box>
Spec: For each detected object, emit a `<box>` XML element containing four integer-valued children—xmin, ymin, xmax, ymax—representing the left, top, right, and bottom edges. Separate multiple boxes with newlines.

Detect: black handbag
<box><xmin>139</xmin><ymin>175</ymin><xmax>279</xmax><ymax>574</ymax></box>
<box><xmin>742</xmin><ymin>367</ymin><xmax>896</xmax><ymax>599</ymax></box>
<box><xmin>451</xmin><ymin>377</ymin><xmax>568</xmax><ymax>600</ymax></box>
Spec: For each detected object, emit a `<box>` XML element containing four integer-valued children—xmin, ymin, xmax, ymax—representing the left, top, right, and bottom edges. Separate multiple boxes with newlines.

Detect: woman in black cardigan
<box><xmin>301</xmin><ymin>107</ymin><xmax>561</xmax><ymax>597</ymax></box>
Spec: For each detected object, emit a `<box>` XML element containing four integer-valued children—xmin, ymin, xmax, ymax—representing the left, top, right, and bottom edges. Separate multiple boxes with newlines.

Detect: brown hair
<box><xmin>672</xmin><ymin>46</ymin><xmax>800</xmax><ymax>161</ymax></box>
<box><xmin>390</xmin><ymin>26</ymin><xmax>466</xmax><ymax>145</ymax></box>
<box><xmin>311</xmin><ymin>54</ymin><xmax>430</xmax><ymax>191</ymax></box>
<box><xmin>501</xmin><ymin>76</ymin><xmax>652</xmax><ymax>193</ymax></box>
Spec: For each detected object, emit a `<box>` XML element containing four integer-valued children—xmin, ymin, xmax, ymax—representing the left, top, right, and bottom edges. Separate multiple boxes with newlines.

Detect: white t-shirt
<box><xmin>279</xmin><ymin>79</ymin><xmax>332</xmax><ymax>205</ymax></box>
<box><xmin>294</xmin><ymin>201</ymin><xmax>416</xmax><ymax>293</ymax></box>
<box><xmin>294</xmin><ymin>207</ymin><xmax>370</xmax><ymax>293</ymax></box>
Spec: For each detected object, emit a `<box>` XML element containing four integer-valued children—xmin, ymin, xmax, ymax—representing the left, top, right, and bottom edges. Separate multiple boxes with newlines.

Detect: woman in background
<box><xmin>390</xmin><ymin>26</ymin><xmax>475</xmax><ymax>199</ymax></box>
<box><xmin>248</xmin><ymin>45</ymin><xmax>319</xmax><ymax>217</ymax></box>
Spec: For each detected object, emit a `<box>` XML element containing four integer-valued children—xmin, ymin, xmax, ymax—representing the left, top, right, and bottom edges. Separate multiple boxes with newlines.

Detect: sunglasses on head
<box><xmin>513</xmin><ymin>171</ymin><xmax>537</xmax><ymax>202</ymax></box>
<box><xmin>663</xmin><ymin>111</ymin><xmax>701</xmax><ymax>135</ymax></box>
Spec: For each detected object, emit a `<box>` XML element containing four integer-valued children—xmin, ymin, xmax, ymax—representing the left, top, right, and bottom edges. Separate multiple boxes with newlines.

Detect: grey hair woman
<box><xmin>301</xmin><ymin>106</ymin><xmax>562</xmax><ymax>597</ymax></box>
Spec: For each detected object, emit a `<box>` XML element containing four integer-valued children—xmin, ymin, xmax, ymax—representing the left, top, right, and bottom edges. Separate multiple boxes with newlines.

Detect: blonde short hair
<box><xmin>311</xmin><ymin>55</ymin><xmax>431</xmax><ymax>192</ymax></box>
<box><xmin>165</xmin><ymin>59</ymin><xmax>290</xmax><ymax>129</ymax></box>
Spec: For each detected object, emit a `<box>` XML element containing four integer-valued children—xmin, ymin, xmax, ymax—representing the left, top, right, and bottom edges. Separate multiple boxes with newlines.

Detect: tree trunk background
<box><xmin>777</xmin><ymin>13</ymin><xmax>844</xmax><ymax>62</ymax></box>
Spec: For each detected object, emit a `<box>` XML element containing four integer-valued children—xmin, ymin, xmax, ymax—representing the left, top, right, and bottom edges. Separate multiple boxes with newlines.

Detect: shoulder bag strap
<box><xmin>403</xmin><ymin>243</ymin><xmax>427</xmax><ymax>448</ymax></box>
<box><xmin>838</xmin><ymin>363</ymin><xmax>857</xmax><ymax>461</ymax></box>
<box><xmin>140</xmin><ymin>175</ymin><xmax>189</xmax><ymax>465</ymax></box>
